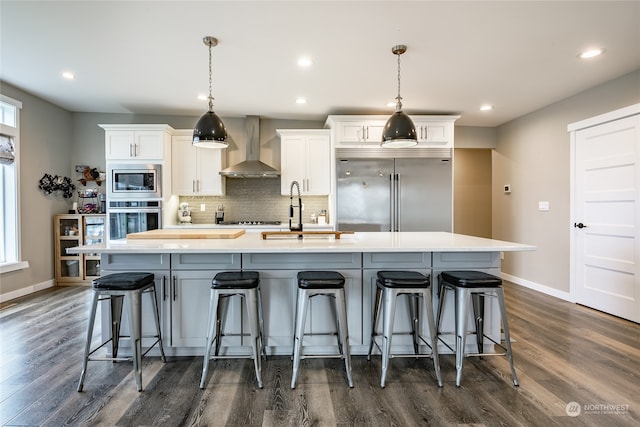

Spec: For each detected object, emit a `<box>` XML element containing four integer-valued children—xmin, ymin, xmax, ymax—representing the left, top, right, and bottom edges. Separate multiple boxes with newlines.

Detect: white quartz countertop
<box><xmin>69</xmin><ymin>232</ymin><xmax>535</xmax><ymax>254</ymax></box>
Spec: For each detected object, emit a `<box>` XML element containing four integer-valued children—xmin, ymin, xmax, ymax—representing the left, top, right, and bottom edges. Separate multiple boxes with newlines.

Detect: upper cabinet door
<box><xmin>413</xmin><ymin>119</ymin><xmax>454</xmax><ymax>147</ymax></box>
<box><xmin>278</xmin><ymin>130</ymin><xmax>331</xmax><ymax>196</ymax></box>
<box><xmin>304</xmin><ymin>135</ymin><xmax>330</xmax><ymax>195</ymax></box>
<box><xmin>335</xmin><ymin>120</ymin><xmax>386</xmax><ymax>143</ymax></box>
<box><xmin>171</xmin><ymin>133</ymin><xmax>225</xmax><ymax>196</ymax></box>
<box><xmin>102</xmin><ymin>125</ymin><xmax>172</xmax><ymax>161</ymax></box>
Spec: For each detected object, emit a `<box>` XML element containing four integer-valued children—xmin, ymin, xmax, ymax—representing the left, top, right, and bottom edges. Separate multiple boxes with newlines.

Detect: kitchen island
<box><xmin>69</xmin><ymin>232</ymin><xmax>534</xmax><ymax>357</ymax></box>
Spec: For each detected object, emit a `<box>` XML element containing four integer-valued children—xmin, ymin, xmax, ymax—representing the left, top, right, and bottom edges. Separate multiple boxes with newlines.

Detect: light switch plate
<box><xmin>538</xmin><ymin>201</ymin><xmax>550</xmax><ymax>211</ymax></box>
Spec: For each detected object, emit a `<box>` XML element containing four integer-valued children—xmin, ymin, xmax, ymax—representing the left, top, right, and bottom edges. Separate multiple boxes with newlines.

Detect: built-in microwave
<box><xmin>107</xmin><ymin>163</ymin><xmax>162</xmax><ymax>199</ymax></box>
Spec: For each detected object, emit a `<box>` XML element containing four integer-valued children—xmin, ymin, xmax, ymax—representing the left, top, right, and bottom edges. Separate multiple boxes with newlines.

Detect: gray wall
<box><xmin>1</xmin><ymin>82</ymin><xmax>72</xmax><ymax>296</ymax></box>
<box><xmin>493</xmin><ymin>69</ymin><xmax>640</xmax><ymax>295</ymax></box>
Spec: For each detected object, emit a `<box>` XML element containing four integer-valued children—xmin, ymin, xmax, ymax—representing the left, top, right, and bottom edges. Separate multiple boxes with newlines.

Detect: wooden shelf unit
<box><xmin>54</xmin><ymin>214</ymin><xmax>105</xmax><ymax>285</ymax></box>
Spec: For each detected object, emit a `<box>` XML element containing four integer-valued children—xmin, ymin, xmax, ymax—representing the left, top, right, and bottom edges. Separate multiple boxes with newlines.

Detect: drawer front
<box><xmin>100</xmin><ymin>253</ymin><xmax>170</xmax><ymax>270</ymax></box>
<box><xmin>171</xmin><ymin>253</ymin><xmax>241</xmax><ymax>270</ymax></box>
<box><xmin>363</xmin><ymin>252</ymin><xmax>431</xmax><ymax>269</ymax></box>
<box><xmin>242</xmin><ymin>252</ymin><xmax>362</xmax><ymax>270</ymax></box>
<box><xmin>432</xmin><ymin>251</ymin><xmax>500</xmax><ymax>269</ymax></box>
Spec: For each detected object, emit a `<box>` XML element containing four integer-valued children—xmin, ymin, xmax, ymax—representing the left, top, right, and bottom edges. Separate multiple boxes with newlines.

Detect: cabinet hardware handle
<box><xmin>162</xmin><ymin>276</ymin><xmax>167</xmax><ymax>301</ymax></box>
<box><xmin>129</xmin><ymin>143</ymin><xmax>133</xmax><ymax>158</ymax></box>
<box><xmin>172</xmin><ymin>276</ymin><xmax>177</xmax><ymax>301</ymax></box>
<box><xmin>197</xmin><ymin>180</ymin><xmax>200</xmax><ymax>192</ymax></box>
<box><xmin>192</xmin><ymin>180</ymin><xmax>196</xmax><ymax>193</ymax></box>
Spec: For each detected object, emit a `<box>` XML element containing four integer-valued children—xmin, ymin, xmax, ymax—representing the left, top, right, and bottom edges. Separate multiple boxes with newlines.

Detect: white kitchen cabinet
<box><xmin>100</xmin><ymin>124</ymin><xmax>173</xmax><ymax>161</ymax></box>
<box><xmin>326</xmin><ymin>115</ymin><xmax>459</xmax><ymax>148</ymax></box>
<box><xmin>330</xmin><ymin>119</ymin><xmax>386</xmax><ymax>143</ymax></box>
<box><xmin>278</xmin><ymin>129</ymin><xmax>331</xmax><ymax>195</ymax></box>
<box><xmin>171</xmin><ymin>132</ymin><xmax>225</xmax><ymax>195</ymax></box>
<box><xmin>413</xmin><ymin>118</ymin><xmax>455</xmax><ymax>147</ymax></box>
<box><xmin>277</xmin><ymin>129</ymin><xmax>331</xmax><ymax>196</ymax></box>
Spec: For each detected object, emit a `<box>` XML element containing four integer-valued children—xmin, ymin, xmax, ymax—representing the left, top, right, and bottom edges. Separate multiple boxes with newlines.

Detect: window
<box><xmin>0</xmin><ymin>94</ymin><xmax>27</xmax><ymax>273</ymax></box>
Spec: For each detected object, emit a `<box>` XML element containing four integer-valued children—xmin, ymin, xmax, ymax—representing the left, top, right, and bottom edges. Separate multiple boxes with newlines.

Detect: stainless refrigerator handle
<box><xmin>395</xmin><ymin>173</ymin><xmax>401</xmax><ymax>231</ymax></box>
<box><xmin>389</xmin><ymin>174</ymin><xmax>395</xmax><ymax>232</ymax></box>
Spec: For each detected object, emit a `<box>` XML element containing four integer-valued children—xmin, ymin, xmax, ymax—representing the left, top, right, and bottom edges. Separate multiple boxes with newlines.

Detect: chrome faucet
<box><xmin>289</xmin><ymin>180</ymin><xmax>303</xmax><ymax>237</ymax></box>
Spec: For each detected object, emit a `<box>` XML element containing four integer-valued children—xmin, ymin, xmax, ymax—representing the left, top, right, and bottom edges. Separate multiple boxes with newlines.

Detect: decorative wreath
<box><xmin>38</xmin><ymin>173</ymin><xmax>76</xmax><ymax>198</ymax></box>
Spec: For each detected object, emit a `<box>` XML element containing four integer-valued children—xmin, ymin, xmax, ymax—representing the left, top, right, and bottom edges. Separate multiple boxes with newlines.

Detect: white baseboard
<box><xmin>0</xmin><ymin>279</ymin><xmax>55</xmax><ymax>303</ymax></box>
<box><xmin>501</xmin><ymin>273</ymin><xmax>574</xmax><ymax>302</ymax></box>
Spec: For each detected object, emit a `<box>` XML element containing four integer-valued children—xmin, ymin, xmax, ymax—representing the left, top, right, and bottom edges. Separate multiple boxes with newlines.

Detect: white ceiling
<box><xmin>1</xmin><ymin>1</ymin><xmax>639</xmax><ymax>127</ymax></box>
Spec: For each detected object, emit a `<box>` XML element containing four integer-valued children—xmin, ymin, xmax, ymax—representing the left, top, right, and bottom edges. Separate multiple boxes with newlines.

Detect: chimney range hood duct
<box><xmin>219</xmin><ymin>116</ymin><xmax>280</xmax><ymax>178</ymax></box>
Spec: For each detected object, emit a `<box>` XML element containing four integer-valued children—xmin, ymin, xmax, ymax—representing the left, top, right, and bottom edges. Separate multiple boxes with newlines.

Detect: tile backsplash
<box><xmin>179</xmin><ymin>178</ymin><xmax>328</xmax><ymax>224</ymax></box>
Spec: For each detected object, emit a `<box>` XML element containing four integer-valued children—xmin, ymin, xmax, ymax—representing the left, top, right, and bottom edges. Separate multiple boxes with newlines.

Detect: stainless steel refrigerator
<box><xmin>336</xmin><ymin>157</ymin><xmax>452</xmax><ymax>232</ymax></box>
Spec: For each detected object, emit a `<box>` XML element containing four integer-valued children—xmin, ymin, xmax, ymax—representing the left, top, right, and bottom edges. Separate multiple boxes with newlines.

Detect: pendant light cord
<box><xmin>395</xmin><ymin>51</ymin><xmax>403</xmax><ymax>112</ymax></box>
<box><xmin>208</xmin><ymin>41</ymin><xmax>214</xmax><ymax>112</ymax></box>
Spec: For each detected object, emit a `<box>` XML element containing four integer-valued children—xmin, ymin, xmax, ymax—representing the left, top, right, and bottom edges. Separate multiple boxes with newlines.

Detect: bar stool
<box><xmin>77</xmin><ymin>272</ymin><xmax>166</xmax><ymax>392</ymax></box>
<box><xmin>200</xmin><ymin>271</ymin><xmax>265</xmax><ymax>389</ymax></box>
<box><xmin>436</xmin><ymin>271</ymin><xmax>518</xmax><ymax>387</ymax></box>
<box><xmin>367</xmin><ymin>271</ymin><xmax>442</xmax><ymax>388</ymax></box>
<box><xmin>291</xmin><ymin>271</ymin><xmax>353</xmax><ymax>389</ymax></box>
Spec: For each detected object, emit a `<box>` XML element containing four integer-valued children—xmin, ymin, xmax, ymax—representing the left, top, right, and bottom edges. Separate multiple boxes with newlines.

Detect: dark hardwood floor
<box><xmin>0</xmin><ymin>282</ymin><xmax>638</xmax><ymax>426</ymax></box>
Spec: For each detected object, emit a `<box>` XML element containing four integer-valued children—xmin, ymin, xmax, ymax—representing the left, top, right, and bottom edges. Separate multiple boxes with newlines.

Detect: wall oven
<box><xmin>108</xmin><ymin>163</ymin><xmax>162</xmax><ymax>200</ymax></box>
<box><xmin>108</xmin><ymin>200</ymin><xmax>162</xmax><ymax>240</ymax></box>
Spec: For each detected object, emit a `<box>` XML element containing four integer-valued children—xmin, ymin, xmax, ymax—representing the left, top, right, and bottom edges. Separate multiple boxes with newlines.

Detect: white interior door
<box><xmin>572</xmin><ymin>111</ymin><xmax>640</xmax><ymax>322</ymax></box>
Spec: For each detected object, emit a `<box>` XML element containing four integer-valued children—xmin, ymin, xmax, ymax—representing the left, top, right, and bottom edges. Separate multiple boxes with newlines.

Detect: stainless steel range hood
<box><xmin>219</xmin><ymin>116</ymin><xmax>280</xmax><ymax>178</ymax></box>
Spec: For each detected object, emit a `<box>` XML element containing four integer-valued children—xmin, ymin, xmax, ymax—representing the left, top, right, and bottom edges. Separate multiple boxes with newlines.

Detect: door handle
<box><xmin>574</xmin><ymin>222</ymin><xmax>587</xmax><ymax>229</ymax></box>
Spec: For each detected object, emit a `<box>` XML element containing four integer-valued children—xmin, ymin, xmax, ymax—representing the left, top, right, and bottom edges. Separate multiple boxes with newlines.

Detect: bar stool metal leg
<box><xmin>150</xmin><ymin>287</ymin><xmax>167</xmax><ymax>363</ymax></box>
<box><xmin>110</xmin><ymin>295</ymin><xmax>124</xmax><ymax>359</ymax></box>
<box><xmin>421</xmin><ymin>287</ymin><xmax>443</xmax><ymax>387</ymax></box>
<box><xmin>471</xmin><ymin>293</ymin><xmax>484</xmax><ymax>355</ymax></box>
<box><xmin>291</xmin><ymin>288</ymin><xmax>309</xmax><ymax>389</ymax></box>
<box><xmin>496</xmin><ymin>288</ymin><xmax>519</xmax><ymax>386</ymax></box>
<box><xmin>335</xmin><ymin>288</ymin><xmax>354</xmax><ymax>388</ymax></box>
<box><xmin>380</xmin><ymin>288</ymin><xmax>398</xmax><ymax>388</ymax></box>
<box><xmin>367</xmin><ymin>286</ymin><xmax>383</xmax><ymax>360</ymax></box>
<box><xmin>128</xmin><ymin>291</ymin><xmax>143</xmax><ymax>391</ymax></box>
<box><xmin>77</xmin><ymin>291</ymin><xmax>100</xmax><ymax>392</ymax></box>
<box><xmin>245</xmin><ymin>289</ymin><xmax>264</xmax><ymax>388</ymax></box>
<box><xmin>454</xmin><ymin>287</ymin><xmax>470</xmax><ymax>387</ymax></box>
<box><xmin>200</xmin><ymin>289</ymin><xmax>220</xmax><ymax>389</ymax></box>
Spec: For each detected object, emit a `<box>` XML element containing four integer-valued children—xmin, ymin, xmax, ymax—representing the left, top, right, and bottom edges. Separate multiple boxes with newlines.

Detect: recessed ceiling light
<box><xmin>62</xmin><ymin>71</ymin><xmax>75</xmax><ymax>80</ymax></box>
<box><xmin>480</xmin><ymin>104</ymin><xmax>493</xmax><ymax>111</ymax></box>
<box><xmin>386</xmin><ymin>101</ymin><xmax>396</xmax><ymax>108</ymax></box>
<box><xmin>578</xmin><ymin>48</ymin><xmax>605</xmax><ymax>59</ymax></box>
<box><xmin>197</xmin><ymin>94</ymin><xmax>207</xmax><ymax>101</ymax></box>
<box><xmin>296</xmin><ymin>97</ymin><xmax>307</xmax><ymax>105</ymax></box>
<box><xmin>297</xmin><ymin>57</ymin><xmax>313</xmax><ymax>67</ymax></box>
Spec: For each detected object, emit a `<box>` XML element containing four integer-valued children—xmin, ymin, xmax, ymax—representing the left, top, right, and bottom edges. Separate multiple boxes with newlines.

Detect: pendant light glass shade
<box><xmin>381</xmin><ymin>44</ymin><xmax>417</xmax><ymax>148</ymax></box>
<box><xmin>193</xmin><ymin>36</ymin><xmax>228</xmax><ymax>148</ymax></box>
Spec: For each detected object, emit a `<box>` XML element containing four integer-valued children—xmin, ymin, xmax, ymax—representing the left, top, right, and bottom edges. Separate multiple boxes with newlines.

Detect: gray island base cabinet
<box><xmin>73</xmin><ymin>232</ymin><xmax>534</xmax><ymax>358</ymax></box>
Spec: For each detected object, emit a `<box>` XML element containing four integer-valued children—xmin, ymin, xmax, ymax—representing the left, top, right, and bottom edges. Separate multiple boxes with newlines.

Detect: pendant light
<box><xmin>381</xmin><ymin>44</ymin><xmax>417</xmax><ymax>148</ymax></box>
<box><xmin>193</xmin><ymin>36</ymin><xmax>228</xmax><ymax>148</ymax></box>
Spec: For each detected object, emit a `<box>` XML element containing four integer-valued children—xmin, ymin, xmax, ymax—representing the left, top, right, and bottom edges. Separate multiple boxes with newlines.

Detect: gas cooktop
<box><xmin>220</xmin><ymin>220</ymin><xmax>282</xmax><ymax>226</ymax></box>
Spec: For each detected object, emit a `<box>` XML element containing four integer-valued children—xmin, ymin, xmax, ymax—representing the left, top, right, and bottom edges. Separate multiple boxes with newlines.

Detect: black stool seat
<box><xmin>297</xmin><ymin>271</ymin><xmax>345</xmax><ymax>289</ymax></box>
<box><xmin>377</xmin><ymin>271</ymin><xmax>429</xmax><ymax>288</ymax></box>
<box><xmin>92</xmin><ymin>272</ymin><xmax>154</xmax><ymax>290</ymax></box>
<box><xmin>441</xmin><ymin>271</ymin><xmax>502</xmax><ymax>288</ymax></box>
<box><xmin>212</xmin><ymin>271</ymin><xmax>260</xmax><ymax>289</ymax></box>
